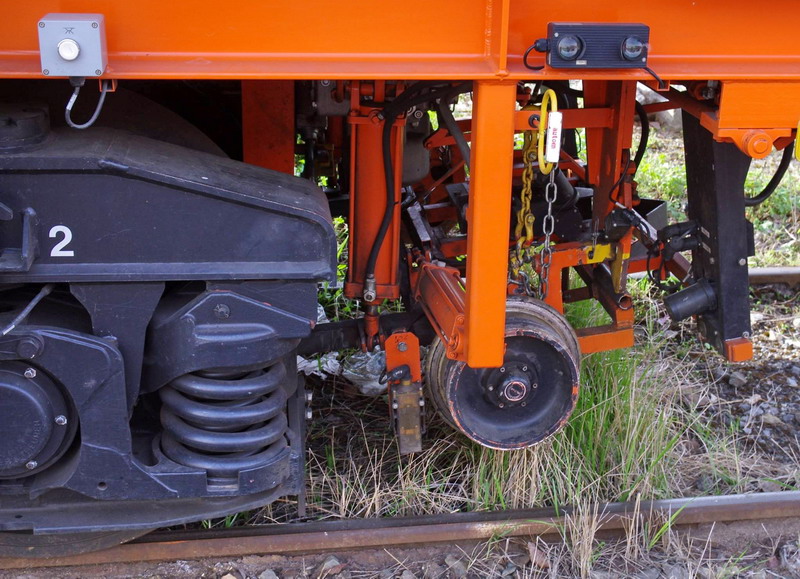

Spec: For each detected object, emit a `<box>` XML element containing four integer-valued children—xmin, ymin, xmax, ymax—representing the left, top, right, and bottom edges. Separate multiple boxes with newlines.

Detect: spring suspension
<box><xmin>159</xmin><ymin>360</ymin><xmax>289</xmax><ymax>479</ymax></box>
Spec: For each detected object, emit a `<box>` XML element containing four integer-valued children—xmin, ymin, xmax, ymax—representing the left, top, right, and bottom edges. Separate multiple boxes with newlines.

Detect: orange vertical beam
<box><xmin>464</xmin><ymin>81</ymin><xmax>516</xmax><ymax>368</ymax></box>
<box><xmin>242</xmin><ymin>80</ymin><xmax>295</xmax><ymax>174</ymax></box>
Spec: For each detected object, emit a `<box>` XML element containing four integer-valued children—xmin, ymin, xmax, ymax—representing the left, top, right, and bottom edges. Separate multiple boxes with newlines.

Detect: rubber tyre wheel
<box><xmin>0</xmin><ymin>529</ymin><xmax>153</xmax><ymax>559</ymax></box>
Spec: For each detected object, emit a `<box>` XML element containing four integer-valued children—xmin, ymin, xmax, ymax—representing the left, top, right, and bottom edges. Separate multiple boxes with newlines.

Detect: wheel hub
<box><xmin>485</xmin><ymin>361</ymin><xmax>538</xmax><ymax>408</ymax></box>
<box><xmin>0</xmin><ymin>363</ymin><xmax>74</xmax><ymax>479</ymax></box>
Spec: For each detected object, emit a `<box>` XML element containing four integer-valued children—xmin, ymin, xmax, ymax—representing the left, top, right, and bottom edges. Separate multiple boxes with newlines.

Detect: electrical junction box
<box><xmin>546</xmin><ymin>23</ymin><xmax>649</xmax><ymax>69</ymax></box>
<box><xmin>38</xmin><ymin>14</ymin><xmax>107</xmax><ymax>78</ymax></box>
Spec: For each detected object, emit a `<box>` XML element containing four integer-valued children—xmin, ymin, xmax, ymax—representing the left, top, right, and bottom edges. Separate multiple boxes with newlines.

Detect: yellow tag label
<box><xmin>796</xmin><ymin>122</ymin><xmax>800</xmax><ymax>161</ymax></box>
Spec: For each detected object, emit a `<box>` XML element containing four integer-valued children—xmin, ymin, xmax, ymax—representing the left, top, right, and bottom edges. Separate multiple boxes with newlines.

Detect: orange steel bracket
<box><xmin>724</xmin><ymin>337</ymin><xmax>753</xmax><ymax>363</ymax></box>
<box><xmin>464</xmin><ymin>81</ymin><xmax>516</xmax><ymax>368</ymax></box>
<box><xmin>385</xmin><ymin>332</ymin><xmax>422</xmax><ymax>383</ymax></box>
<box><xmin>242</xmin><ymin>80</ymin><xmax>295</xmax><ymax>174</ymax></box>
<box><xmin>414</xmin><ymin>262</ymin><xmax>467</xmax><ymax>362</ymax></box>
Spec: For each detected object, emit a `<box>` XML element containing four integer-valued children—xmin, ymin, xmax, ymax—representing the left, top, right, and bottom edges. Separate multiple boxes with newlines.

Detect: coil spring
<box><xmin>159</xmin><ymin>360</ymin><xmax>289</xmax><ymax>479</ymax></box>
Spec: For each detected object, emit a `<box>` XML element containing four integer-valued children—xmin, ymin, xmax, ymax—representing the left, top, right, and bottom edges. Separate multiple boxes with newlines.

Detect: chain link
<box><xmin>538</xmin><ymin>170</ymin><xmax>558</xmax><ymax>299</ymax></box>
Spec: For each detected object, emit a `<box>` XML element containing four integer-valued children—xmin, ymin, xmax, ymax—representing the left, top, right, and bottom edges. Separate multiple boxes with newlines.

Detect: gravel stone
<box><xmin>729</xmin><ymin>371</ymin><xmax>748</xmax><ymax>388</ymax></box>
<box><xmin>400</xmin><ymin>571</ymin><xmax>417</xmax><ymax>579</ymax></box>
<box><xmin>258</xmin><ymin>571</ymin><xmax>280</xmax><ymax>579</ymax></box>
<box><xmin>663</xmin><ymin>563</ymin><xmax>689</xmax><ymax>579</ymax></box>
<box><xmin>444</xmin><ymin>555</ymin><xmax>468</xmax><ymax>578</ymax></box>
<box><xmin>634</xmin><ymin>568</ymin><xmax>660</xmax><ymax>579</ymax></box>
<box><xmin>422</xmin><ymin>561</ymin><xmax>445</xmax><ymax>579</ymax></box>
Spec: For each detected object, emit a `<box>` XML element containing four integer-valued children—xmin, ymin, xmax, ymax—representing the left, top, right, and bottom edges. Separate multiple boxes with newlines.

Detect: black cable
<box><xmin>644</xmin><ymin>66</ymin><xmax>666</xmax><ymax>90</ymax></box>
<box><xmin>523</xmin><ymin>44</ymin><xmax>544</xmax><ymax>71</ymax></box>
<box><xmin>633</xmin><ymin>101</ymin><xmax>650</xmax><ymax>176</ymax></box>
<box><xmin>435</xmin><ymin>98</ymin><xmax>471</xmax><ymax>171</ymax></box>
<box><xmin>744</xmin><ymin>141</ymin><xmax>795</xmax><ymax>207</ymax></box>
<box><xmin>1</xmin><ymin>284</ymin><xmax>55</xmax><ymax>336</ymax></box>
<box><xmin>609</xmin><ymin>154</ymin><xmax>632</xmax><ymax>205</ymax></box>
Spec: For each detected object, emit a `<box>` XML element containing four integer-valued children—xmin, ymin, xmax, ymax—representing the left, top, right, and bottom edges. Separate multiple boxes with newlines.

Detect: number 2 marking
<box><xmin>49</xmin><ymin>225</ymin><xmax>75</xmax><ymax>257</ymax></box>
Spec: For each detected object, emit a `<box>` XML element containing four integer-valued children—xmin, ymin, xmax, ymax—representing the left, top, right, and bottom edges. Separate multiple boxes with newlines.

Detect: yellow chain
<box><xmin>511</xmin><ymin>105</ymin><xmax>539</xmax><ymax>283</ymax></box>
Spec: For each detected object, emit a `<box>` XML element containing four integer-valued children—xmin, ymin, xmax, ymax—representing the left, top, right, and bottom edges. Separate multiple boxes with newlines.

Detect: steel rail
<box><xmin>749</xmin><ymin>266</ymin><xmax>800</xmax><ymax>287</ymax></box>
<box><xmin>1</xmin><ymin>491</ymin><xmax>799</xmax><ymax>570</ymax></box>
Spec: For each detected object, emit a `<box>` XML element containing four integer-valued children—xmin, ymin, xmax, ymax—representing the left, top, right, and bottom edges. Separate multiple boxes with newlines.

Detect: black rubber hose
<box><xmin>633</xmin><ymin>100</ymin><xmax>650</xmax><ymax>176</ymax></box>
<box><xmin>435</xmin><ymin>98</ymin><xmax>471</xmax><ymax>171</ymax></box>
<box><xmin>744</xmin><ymin>142</ymin><xmax>795</xmax><ymax>207</ymax></box>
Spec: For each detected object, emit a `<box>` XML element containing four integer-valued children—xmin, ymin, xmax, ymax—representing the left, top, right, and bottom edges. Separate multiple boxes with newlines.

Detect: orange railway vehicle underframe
<box><xmin>1</xmin><ymin>0</ymin><xmax>799</xmax><ymax>549</ymax></box>
<box><xmin>2</xmin><ymin>2</ymin><xmax>799</xmax><ymax>368</ymax></box>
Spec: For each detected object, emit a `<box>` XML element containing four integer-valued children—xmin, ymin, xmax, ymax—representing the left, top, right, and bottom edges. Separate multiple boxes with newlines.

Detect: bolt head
<box><xmin>17</xmin><ymin>337</ymin><xmax>41</xmax><ymax>359</ymax></box>
<box><xmin>24</xmin><ymin>368</ymin><xmax>37</xmax><ymax>379</ymax></box>
<box><xmin>738</xmin><ymin>258</ymin><xmax>747</xmax><ymax>266</ymax></box>
<box><xmin>522</xmin><ymin>365</ymin><xmax>528</xmax><ymax>372</ymax></box>
<box><xmin>213</xmin><ymin>303</ymin><xmax>231</xmax><ymax>319</ymax></box>
<box><xmin>39</xmin><ymin>22</ymin><xmax>45</xmax><ymax>28</ymax></box>
<box><xmin>499</xmin><ymin>367</ymin><xmax>506</xmax><ymax>373</ymax></box>
<box><xmin>95</xmin><ymin>69</ymin><xmax>103</xmax><ymax>76</ymax></box>
<box><xmin>55</xmin><ymin>415</ymin><xmax>67</xmax><ymax>426</ymax></box>
<box><xmin>305</xmin><ymin>409</ymin><xmax>313</xmax><ymax>420</ymax></box>
<box><xmin>42</xmin><ymin>69</ymin><xmax>49</xmax><ymax>76</ymax></box>
<box><xmin>25</xmin><ymin>461</ymin><xmax>37</xmax><ymax>470</ymax></box>
<box><xmin>92</xmin><ymin>22</ymin><xmax>99</xmax><ymax>28</ymax></box>
<box><xmin>397</xmin><ymin>342</ymin><xmax>408</xmax><ymax>352</ymax></box>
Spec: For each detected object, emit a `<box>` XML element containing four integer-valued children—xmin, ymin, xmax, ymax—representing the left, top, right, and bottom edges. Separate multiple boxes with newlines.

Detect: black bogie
<box><xmin>0</xmin><ymin>105</ymin><xmax>336</xmax><ymax>538</ymax></box>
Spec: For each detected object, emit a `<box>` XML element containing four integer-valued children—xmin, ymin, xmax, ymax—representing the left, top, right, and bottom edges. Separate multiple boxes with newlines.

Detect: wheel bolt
<box><xmin>25</xmin><ymin>461</ymin><xmax>37</xmax><ymax>470</ymax></box>
<box><xmin>55</xmin><ymin>415</ymin><xmax>67</xmax><ymax>426</ymax></box>
<box><xmin>24</xmin><ymin>368</ymin><xmax>37</xmax><ymax>379</ymax></box>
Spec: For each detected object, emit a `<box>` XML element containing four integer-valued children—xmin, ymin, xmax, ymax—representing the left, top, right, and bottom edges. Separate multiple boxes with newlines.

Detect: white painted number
<box><xmin>49</xmin><ymin>225</ymin><xmax>74</xmax><ymax>257</ymax></box>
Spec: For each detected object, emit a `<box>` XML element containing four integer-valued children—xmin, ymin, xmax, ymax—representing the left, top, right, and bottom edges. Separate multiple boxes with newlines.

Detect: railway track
<box><xmin>1</xmin><ymin>491</ymin><xmax>799</xmax><ymax>571</ymax></box>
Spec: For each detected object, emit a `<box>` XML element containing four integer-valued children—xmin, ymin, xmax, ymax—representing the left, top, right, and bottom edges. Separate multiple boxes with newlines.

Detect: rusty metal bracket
<box><xmin>385</xmin><ymin>332</ymin><xmax>424</xmax><ymax>454</ymax></box>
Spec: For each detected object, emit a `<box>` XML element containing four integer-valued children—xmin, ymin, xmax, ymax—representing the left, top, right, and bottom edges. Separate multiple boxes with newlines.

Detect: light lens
<box><xmin>622</xmin><ymin>36</ymin><xmax>645</xmax><ymax>61</ymax></box>
<box><xmin>557</xmin><ymin>35</ymin><xmax>582</xmax><ymax>61</ymax></box>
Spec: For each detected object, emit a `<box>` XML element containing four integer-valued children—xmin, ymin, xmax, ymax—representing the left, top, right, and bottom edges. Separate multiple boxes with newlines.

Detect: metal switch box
<box><xmin>38</xmin><ymin>14</ymin><xmax>107</xmax><ymax>78</ymax></box>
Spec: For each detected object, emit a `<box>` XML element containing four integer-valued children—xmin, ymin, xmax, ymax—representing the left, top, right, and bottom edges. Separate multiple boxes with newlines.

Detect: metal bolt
<box><xmin>738</xmin><ymin>258</ymin><xmax>747</xmax><ymax>266</ymax></box>
<box><xmin>397</xmin><ymin>342</ymin><xmax>408</xmax><ymax>352</ymax></box>
<box><xmin>392</xmin><ymin>402</ymin><xmax>399</xmax><ymax>410</ymax></box>
<box><xmin>24</xmin><ymin>368</ymin><xmax>37</xmax><ymax>379</ymax></box>
<box><xmin>25</xmin><ymin>461</ymin><xmax>37</xmax><ymax>470</ymax></box>
<box><xmin>488</xmin><ymin>386</ymin><xmax>494</xmax><ymax>391</ymax></box>
<box><xmin>305</xmin><ymin>409</ymin><xmax>313</xmax><ymax>420</ymax></box>
<box><xmin>305</xmin><ymin>391</ymin><xmax>313</xmax><ymax>402</ymax></box>
<box><xmin>709</xmin><ymin>257</ymin><xmax>715</xmax><ymax>264</ymax></box>
<box><xmin>17</xmin><ymin>337</ymin><xmax>41</xmax><ymax>359</ymax></box>
<box><xmin>55</xmin><ymin>415</ymin><xmax>67</xmax><ymax>426</ymax></box>
<box><xmin>320</xmin><ymin>80</ymin><xmax>331</xmax><ymax>86</ymax></box>
<box><xmin>521</xmin><ymin>402</ymin><xmax>527</xmax><ymax>407</ymax></box>
<box><xmin>213</xmin><ymin>303</ymin><xmax>231</xmax><ymax>319</ymax></box>
<box><xmin>498</xmin><ymin>403</ymin><xmax>505</xmax><ymax>408</ymax></box>
<box><xmin>413</xmin><ymin>109</ymin><xmax>424</xmax><ymax>119</ymax></box>
<box><xmin>39</xmin><ymin>22</ymin><xmax>45</xmax><ymax>28</ymax></box>
<box><xmin>95</xmin><ymin>69</ymin><xmax>102</xmax><ymax>76</ymax></box>
<box><xmin>522</xmin><ymin>365</ymin><xmax>528</xmax><ymax>372</ymax></box>
<box><xmin>92</xmin><ymin>22</ymin><xmax>99</xmax><ymax>28</ymax></box>
<box><xmin>742</xmin><ymin>331</ymin><xmax>750</xmax><ymax>339</ymax></box>
<box><xmin>42</xmin><ymin>69</ymin><xmax>49</xmax><ymax>76</ymax></box>
<box><xmin>419</xmin><ymin>399</ymin><xmax>425</xmax><ymax>407</ymax></box>
<box><xmin>499</xmin><ymin>367</ymin><xmax>506</xmax><ymax>373</ymax></box>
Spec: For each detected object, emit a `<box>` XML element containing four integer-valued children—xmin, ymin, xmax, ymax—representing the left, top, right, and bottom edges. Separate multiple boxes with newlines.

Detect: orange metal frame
<box><xmin>3</xmin><ymin>1</ymin><xmax>799</xmax><ymax>366</ymax></box>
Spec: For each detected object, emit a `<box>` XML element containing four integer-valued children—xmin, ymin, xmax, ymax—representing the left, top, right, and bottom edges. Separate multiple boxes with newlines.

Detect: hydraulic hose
<box><xmin>744</xmin><ymin>142</ymin><xmax>795</xmax><ymax>207</ymax></box>
<box><xmin>435</xmin><ymin>98</ymin><xmax>471</xmax><ymax>171</ymax></box>
<box><xmin>633</xmin><ymin>101</ymin><xmax>650</xmax><ymax>175</ymax></box>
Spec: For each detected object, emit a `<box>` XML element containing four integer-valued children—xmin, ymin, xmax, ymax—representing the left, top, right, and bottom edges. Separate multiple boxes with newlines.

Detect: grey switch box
<box><xmin>38</xmin><ymin>14</ymin><xmax>107</xmax><ymax>77</ymax></box>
